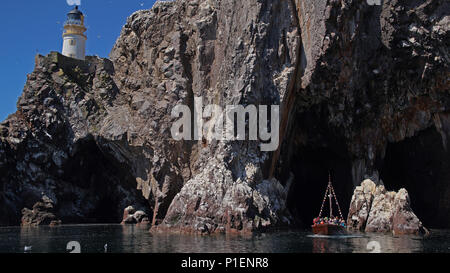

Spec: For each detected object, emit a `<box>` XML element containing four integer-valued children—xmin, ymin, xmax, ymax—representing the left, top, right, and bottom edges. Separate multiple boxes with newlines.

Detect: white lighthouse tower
<box><xmin>62</xmin><ymin>6</ymin><xmax>87</xmax><ymax>60</ymax></box>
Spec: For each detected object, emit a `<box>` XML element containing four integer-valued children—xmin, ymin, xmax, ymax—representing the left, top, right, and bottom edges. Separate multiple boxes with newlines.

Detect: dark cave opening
<box><xmin>286</xmin><ymin>145</ymin><xmax>353</xmax><ymax>228</ymax></box>
<box><xmin>281</xmin><ymin>106</ymin><xmax>354</xmax><ymax>228</ymax></box>
<box><xmin>59</xmin><ymin>137</ymin><xmax>149</xmax><ymax>224</ymax></box>
<box><xmin>380</xmin><ymin>127</ymin><xmax>450</xmax><ymax>228</ymax></box>
<box><xmin>91</xmin><ymin>196</ymin><xmax>120</xmax><ymax>224</ymax></box>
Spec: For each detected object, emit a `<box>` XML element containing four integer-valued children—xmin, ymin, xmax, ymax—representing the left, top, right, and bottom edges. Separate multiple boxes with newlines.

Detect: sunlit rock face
<box><xmin>0</xmin><ymin>0</ymin><xmax>449</xmax><ymax>233</ymax></box>
<box><xmin>347</xmin><ymin>179</ymin><xmax>427</xmax><ymax>235</ymax></box>
<box><xmin>109</xmin><ymin>0</ymin><xmax>300</xmax><ymax>233</ymax></box>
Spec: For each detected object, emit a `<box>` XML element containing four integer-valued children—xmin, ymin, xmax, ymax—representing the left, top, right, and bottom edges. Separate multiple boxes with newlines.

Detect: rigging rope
<box><xmin>330</xmin><ymin>180</ymin><xmax>344</xmax><ymax>220</ymax></box>
<box><xmin>317</xmin><ymin>173</ymin><xmax>345</xmax><ymax>220</ymax></box>
<box><xmin>318</xmin><ymin>184</ymin><xmax>329</xmax><ymax>218</ymax></box>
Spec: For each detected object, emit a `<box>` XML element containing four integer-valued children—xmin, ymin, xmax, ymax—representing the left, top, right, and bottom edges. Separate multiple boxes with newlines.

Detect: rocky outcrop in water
<box><xmin>21</xmin><ymin>195</ymin><xmax>61</xmax><ymax>227</ymax></box>
<box><xmin>121</xmin><ymin>206</ymin><xmax>150</xmax><ymax>225</ymax></box>
<box><xmin>347</xmin><ymin>179</ymin><xmax>427</xmax><ymax>235</ymax></box>
<box><xmin>0</xmin><ymin>0</ymin><xmax>449</xmax><ymax>233</ymax></box>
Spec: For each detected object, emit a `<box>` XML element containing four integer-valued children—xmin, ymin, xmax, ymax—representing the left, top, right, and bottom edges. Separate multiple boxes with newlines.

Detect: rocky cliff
<box><xmin>0</xmin><ymin>0</ymin><xmax>449</xmax><ymax>233</ymax></box>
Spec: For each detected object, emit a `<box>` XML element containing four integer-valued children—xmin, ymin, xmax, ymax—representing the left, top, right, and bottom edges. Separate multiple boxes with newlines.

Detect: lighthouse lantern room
<box><xmin>62</xmin><ymin>6</ymin><xmax>87</xmax><ymax>60</ymax></box>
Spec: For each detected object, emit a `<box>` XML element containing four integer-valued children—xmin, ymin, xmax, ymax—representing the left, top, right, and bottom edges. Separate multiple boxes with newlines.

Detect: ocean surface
<box><xmin>0</xmin><ymin>224</ymin><xmax>449</xmax><ymax>253</ymax></box>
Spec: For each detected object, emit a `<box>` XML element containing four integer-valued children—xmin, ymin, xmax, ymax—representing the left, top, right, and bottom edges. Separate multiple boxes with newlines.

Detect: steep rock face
<box><xmin>0</xmin><ymin>0</ymin><xmax>449</xmax><ymax>233</ymax></box>
<box><xmin>284</xmin><ymin>0</ymin><xmax>449</xmax><ymax>175</ymax></box>
<box><xmin>365</xmin><ymin>185</ymin><xmax>396</xmax><ymax>233</ymax></box>
<box><xmin>110</xmin><ymin>0</ymin><xmax>300</xmax><ymax>233</ymax></box>
<box><xmin>347</xmin><ymin>179</ymin><xmax>376</xmax><ymax>231</ymax></box>
<box><xmin>392</xmin><ymin>188</ymin><xmax>427</xmax><ymax>235</ymax></box>
<box><xmin>0</xmin><ymin>53</ymin><xmax>150</xmax><ymax>225</ymax></box>
<box><xmin>277</xmin><ymin>0</ymin><xmax>449</xmax><ymax>227</ymax></box>
<box><xmin>347</xmin><ymin>179</ymin><xmax>426</xmax><ymax>235</ymax></box>
<box><xmin>1</xmin><ymin>0</ymin><xmax>300</xmax><ymax>231</ymax></box>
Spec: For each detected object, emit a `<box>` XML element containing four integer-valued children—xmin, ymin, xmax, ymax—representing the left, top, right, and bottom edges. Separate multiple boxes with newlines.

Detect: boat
<box><xmin>312</xmin><ymin>222</ymin><xmax>346</xmax><ymax>235</ymax></box>
<box><xmin>311</xmin><ymin>173</ymin><xmax>347</xmax><ymax>235</ymax></box>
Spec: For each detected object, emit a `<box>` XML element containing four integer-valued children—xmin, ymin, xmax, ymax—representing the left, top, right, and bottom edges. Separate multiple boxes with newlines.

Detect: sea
<box><xmin>0</xmin><ymin>224</ymin><xmax>449</xmax><ymax>253</ymax></box>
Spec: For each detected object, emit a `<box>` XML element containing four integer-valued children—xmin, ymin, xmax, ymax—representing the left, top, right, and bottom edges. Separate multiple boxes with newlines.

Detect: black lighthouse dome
<box><xmin>67</xmin><ymin>6</ymin><xmax>83</xmax><ymax>21</ymax></box>
<box><xmin>65</xmin><ymin>6</ymin><xmax>84</xmax><ymax>26</ymax></box>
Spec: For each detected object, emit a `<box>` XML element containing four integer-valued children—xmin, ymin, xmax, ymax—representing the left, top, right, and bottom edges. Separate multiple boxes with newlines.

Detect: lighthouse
<box><xmin>62</xmin><ymin>6</ymin><xmax>87</xmax><ymax>60</ymax></box>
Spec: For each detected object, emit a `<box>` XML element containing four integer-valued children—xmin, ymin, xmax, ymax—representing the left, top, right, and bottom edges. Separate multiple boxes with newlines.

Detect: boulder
<box><xmin>347</xmin><ymin>179</ymin><xmax>376</xmax><ymax>231</ymax></box>
<box><xmin>365</xmin><ymin>186</ymin><xmax>396</xmax><ymax>233</ymax></box>
<box><xmin>121</xmin><ymin>206</ymin><xmax>149</xmax><ymax>225</ymax></box>
<box><xmin>122</xmin><ymin>215</ymin><xmax>137</xmax><ymax>224</ymax></box>
<box><xmin>21</xmin><ymin>196</ymin><xmax>61</xmax><ymax>227</ymax></box>
<box><xmin>121</xmin><ymin>206</ymin><xmax>136</xmax><ymax>224</ymax></box>
<box><xmin>347</xmin><ymin>180</ymin><xmax>427</xmax><ymax>235</ymax></box>
<box><xmin>139</xmin><ymin>217</ymin><xmax>151</xmax><ymax>225</ymax></box>
<box><xmin>49</xmin><ymin>220</ymin><xmax>62</xmax><ymax>227</ymax></box>
<box><xmin>122</xmin><ymin>206</ymin><xmax>135</xmax><ymax>218</ymax></box>
<box><xmin>133</xmin><ymin>210</ymin><xmax>148</xmax><ymax>222</ymax></box>
<box><xmin>392</xmin><ymin>189</ymin><xmax>428</xmax><ymax>235</ymax></box>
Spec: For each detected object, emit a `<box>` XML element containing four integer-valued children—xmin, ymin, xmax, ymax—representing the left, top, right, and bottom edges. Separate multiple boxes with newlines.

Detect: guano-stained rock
<box><xmin>21</xmin><ymin>196</ymin><xmax>61</xmax><ymax>227</ymax></box>
<box><xmin>0</xmin><ymin>0</ymin><xmax>448</xmax><ymax>233</ymax></box>
<box><xmin>347</xmin><ymin>180</ymin><xmax>427</xmax><ymax>235</ymax></box>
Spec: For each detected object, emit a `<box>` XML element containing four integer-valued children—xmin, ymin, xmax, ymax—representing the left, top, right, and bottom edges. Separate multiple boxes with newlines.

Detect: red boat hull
<box><xmin>312</xmin><ymin>223</ymin><xmax>347</xmax><ymax>235</ymax></box>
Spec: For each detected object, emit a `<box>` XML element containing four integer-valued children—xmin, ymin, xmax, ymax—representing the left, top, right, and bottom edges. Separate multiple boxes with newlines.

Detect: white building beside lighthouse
<box><xmin>62</xmin><ymin>6</ymin><xmax>87</xmax><ymax>60</ymax></box>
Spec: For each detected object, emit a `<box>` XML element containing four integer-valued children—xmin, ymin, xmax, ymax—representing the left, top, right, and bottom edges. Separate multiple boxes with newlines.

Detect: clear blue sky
<box><xmin>0</xmin><ymin>0</ymin><xmax>157</xmax><ymax>121</ymax></box>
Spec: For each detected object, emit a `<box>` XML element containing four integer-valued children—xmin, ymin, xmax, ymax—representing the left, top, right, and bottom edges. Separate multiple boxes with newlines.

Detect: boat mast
<box><xmin>328</xmin><ymin>173</ymin><xmax>333</xmax><ymax>218</ymax></box>
<box><xmin>318</xmin><ymin>172</ymin><xmax>345</xmax><ymax>221</ymax></box>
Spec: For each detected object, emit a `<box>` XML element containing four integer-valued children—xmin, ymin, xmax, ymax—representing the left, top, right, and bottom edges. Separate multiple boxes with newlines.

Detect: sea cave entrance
<box><xmin>379</xmin><ymin>126</ymin><xmax>450</xmax><ymax>228</ymax></box>
<box><xmin>58</xmin><ymin>137</ymin><xmax>150</xmax><ymax>224</ymax></box>
<box><xmin>286</xmin><ymin>145</ymin><xmax>353</xmax><ymax>228</ymax></box>
<box><xmin>278</xmin><ymin>104</ymin><xmax>354</xmax><ymax>228</ymax></box>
